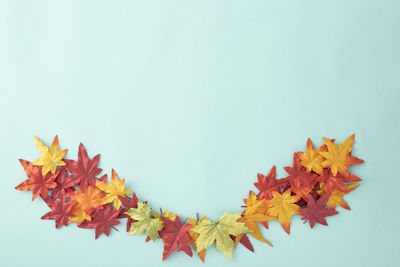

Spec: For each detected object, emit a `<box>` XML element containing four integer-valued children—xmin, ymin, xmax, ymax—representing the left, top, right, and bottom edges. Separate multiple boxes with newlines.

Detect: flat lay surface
<box><xmin>1</xmin><ymin>1</ymin><xmax>399</xmax><ymax>266</ymax></box>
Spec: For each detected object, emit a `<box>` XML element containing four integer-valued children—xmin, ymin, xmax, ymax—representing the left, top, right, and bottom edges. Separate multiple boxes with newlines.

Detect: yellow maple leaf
<box><xmin>32</xmin><ymin>135</ymin><xmax>67</xmax><ymax>175</ymax></box>
<box><xmin>191</xmin><ymin>213</ymin><xmax>249</xmax><ymax>260</ymax></box>
<box><xmin>96</xmin><ymin>169</ymin><xmax>132</xmax><ymax>210</ymax></box>
<box><xmin>188</xmin><ymin>216</ymin><xmax>208</xmax><ymax>262</ymax></box>
<box><xmin>125</xmin><ymin>201</ymin><xmax>164</xmax><ymax>241</ymax></box>
<box><xmin>318</xmin><ymin>182</ymin><xmax>360</xmax><ymax>210</ymax></box>
<box><xmin>243</xmin><ymin>191</ymin><xmax>269</xmax><ymax>216</ymax></box>
<box><xmin>152</xmin><ymin>210</ymin><xmax>177</xmax><ymax>221</ymax></box>
<box><xmin>267</xmin><ymin>190</ymin><xmax>300</xmax><ymax>234</ymax></box>
<box><xmin>300</xmin><ymin>138</ymin><xmax>324</xmax><ymax>174</ymax></box>
<box><xmin>320</xmin><ymin>134</ymin><xmax>356</xmax><ymax>176</ymax></box>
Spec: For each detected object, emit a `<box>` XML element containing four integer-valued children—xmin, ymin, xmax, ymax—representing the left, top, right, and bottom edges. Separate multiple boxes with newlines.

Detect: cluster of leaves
<box><xmin>15</xmin><ymin>135</ymin><xmax>363</xmax><ymax>262</ymax></box>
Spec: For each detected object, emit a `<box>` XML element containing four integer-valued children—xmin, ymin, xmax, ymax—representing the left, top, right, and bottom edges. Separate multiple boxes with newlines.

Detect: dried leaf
<box><xmin>64</xmin><ymin>143</ymin><xmax>101</xmax><ymax>190</ymax></box>
<box><xmin>159</xmin><ymin>216</ymin><xmax>193</xmax><ymax>261</ymax></box>
<box><xmin>96</xmin><ymin>169</ymin><xmax>132</xmax><ymax>210</ymax></box>
<box><xmin>300</xmin><ymin>193</ymin><xmax>338</xmax><ymax>228</ymax></box>
<box><xmin>191</xmin><ymin>213</ymin><xmax>249</xmax><ymax>259</ymax></box>
<box><xmin>32</xmin><ymin>135</ymin><xmax>67</xmax><ymax>175</ymax></box>
<box><xmin>15</xmin><ymin>159</ymin><xmax>58</xmax><ymax>201</ymax></box>
<box><xmin>125</xmin><ymin>201</ymin><xmax>163</xmax><ymax>241</ymax></box>
<box><xmin>266</xmin><ymin>190</ymin><xmax>300</xmax><ymax>234</ymax></box>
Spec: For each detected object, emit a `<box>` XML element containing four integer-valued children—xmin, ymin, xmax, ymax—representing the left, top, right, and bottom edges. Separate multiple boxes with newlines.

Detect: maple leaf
<box><xmin>188</xmin><ymin>216</ymin><xmax>208</xmax><ymax>262</ymax></box>
<box><xmin>290</xmin><ymin>186</ymin><xmax>312</xmax><ymax>201</ymax></box>
<box><xmin>15</xmin><ymin>159</ymin><xmax>58</xmax><ymax>201</ymax></box>
<box><xmin>300</xmin><ymin>193</ymin><xmax>338</xmax><ymax>228</ymax></box>
<box><xmin>32</xmin><ymin>135</ymin><xmax>67</xmax><ymax>175</ymax></box>
<box><xmin>49</xmin><ymin>167</ymin><xmax>75</xmax><ymax>200</ymax></box>
<box><xmin>65</xmin><ymin>143</ymin><xmax>102</xmax><ymax>190</ymax></box>
<box><xmin>144</xmin><ymin>210</ymin><xmax>179</xmax><ymax>242</ymax></box>
<box><xmin>320</xmin><ymin>134</ymin><xmax>362</xmax><ymax>176</ymax></box>
<box><xmin>316</xmin><ymin>168</ymin><xmax>362</xmax><ymax>193</ymax></box>
<box><xmin>243</xmin><ymin>190</ymin><xmax>271</xmax><ymax>229</ymax></box>
<box><xmin>41</xmin><ymin>195</ymin><xmax>73</xmax><ymax>229</ymax></box>
<box><xmin>243</xmin><ymin>191</ymin><xmax>269</xmax><ymax>216</ymax></box>
<box><xmin>159</xmin><ymin>216</ymin><xmax>193</xmax><ymax>261</ymax></box>
<box><xmin>125</xmin><ymin>201</ymin><xmax>164</xmax><ymax>241</ymax></box>
<box><xmin>266</xmin><ymin>190</ymin><xmax>300</xmax><ymax>234</ymax></box>
<box><xmin>83</xmin><ymin>204</ymin><xmax>121</xmax><ymax>239</ymax></box>
<box><xmin>191</xmin><ymin>213</ymin><xmax>249</xmax><ymax>259</ymax></box>
<box><xmin>232</xmin><ymin>233</ymin><xmax>254</xmax><ymax>252</ymax></box>
<box><xmin>117</xmin><ymin>194</ymin><xmax>139</xmax><ymax>232</ymax></box>
<box><xmin>300</xmin><ymin>138</ymin><xmax>324</xmax><ymax>175</ymax></box>
<box><xmin>238</xmin><ymin>213</ymin><xmax>273</xmax><ymax>246</ymax></box>
<box><xmin>96</xmin><ymin>169</ymin><xmax>132</xmax><ymax>210</ymax></box>
<box><xmin>71</xmin><ymin>185</ymin><xmax>105</xmax><ymax>213</ymax></box>
<box><xmin>284</xmin><ymin>152</ymin><xmax>317</xmax><ymax>191</ymax></box>
<box><xmin>318</xmin><ymin>183</ymin><xmax>360</xmax><ymax>210</ymax></box>
<box><xmin>254</xmin><ymin>166</ymin><xmax>286</xmax><ymax>200</ymax></box>
<box><xmin>69</xmin><ymin>202</ymin><xmax>92</xmax><ymax>226</ymax></box>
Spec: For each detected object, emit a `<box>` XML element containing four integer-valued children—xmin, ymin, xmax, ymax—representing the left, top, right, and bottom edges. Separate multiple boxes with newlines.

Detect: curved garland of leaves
<box><xmin>15</xmin><ymin>135</ymin><xmax>363</xmax><ymax>261</ymax></box>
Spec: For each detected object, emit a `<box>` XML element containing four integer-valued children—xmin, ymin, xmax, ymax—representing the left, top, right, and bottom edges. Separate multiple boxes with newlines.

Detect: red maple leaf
<box><xmin>300</xmin><ymin>193</ymin><xmax>338</xmax><ymax>228</ymax></box>
<box><xmin>117</xmin><ymin>194</ymin><xmax>139</xmax><ymax>232</ymax></box>
<box><xmin>65</xmin><ymin>143</ymin><xmax>102</xmax><ymax>191</ymax></box>
<box><xmin>229</xmin><ymin>234</ymin><xmax>254</xmax><ymax>252</ymax></box>
<box><xmin>254</xmin><ymin>166</ymin><xmax>287</xmax><ymax>200</ymax></box>
<box><xmin>283</xmin><ymin>152</ymin><xmax>317</xmax><ymax>190</ymax></box>
<box><xmin>316</xmin><ymin>169</ymin><xmax>362</xmax><ymax>193</ymax></box>
<box><xmin>159</xmin><ymin>216</ymin><xmax>193</xmax><ymax>261</ymax></box>
<box><xmin>82</xmin><ymin>204</ymin><xmax>121</xmax><ymax>239</ymax></box>
<box><xmin>41</xmin><ymin>194</ymin><xmax>73</xmax><ymax>228</ymax></box>
<box><xmin>15</xmin><ymin>159</ymin><xmax>58</xmax><ymax>201</ymax></box>
<box><xmin>50</xmin><ymin>167</ymin><xmax>75</xmax><ymax>200</ymax></box>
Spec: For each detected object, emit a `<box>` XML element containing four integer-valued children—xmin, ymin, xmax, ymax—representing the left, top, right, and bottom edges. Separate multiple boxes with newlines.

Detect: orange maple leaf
<box><xmin>320</xmin><ymin>134</ymin><xmax>362</xmax><ymax>176</ymax></box>
<box><xmin>71</xmin><ymin>185</ymin><xmax>105</xmax><ymax>213</ymax></box>
<box><xmin>300</xmin><ymin>138</ymin><xmax>324</xmax><ymax>175</ymax></box>
<box><xmin>317</xmin><ymin>182</ymin><xmax>360</xmax><ymax>210</ymax></box>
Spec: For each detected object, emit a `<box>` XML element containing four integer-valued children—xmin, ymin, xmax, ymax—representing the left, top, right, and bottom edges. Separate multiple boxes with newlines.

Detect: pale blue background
<box><xmin>1</xmin><ymin>1</ymin><xmax>399</xmax><ymax>266</ymax></box>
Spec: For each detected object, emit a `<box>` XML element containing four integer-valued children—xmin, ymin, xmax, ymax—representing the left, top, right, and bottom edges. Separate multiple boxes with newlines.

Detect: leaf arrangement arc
<box><xmin>15</xmin><ymin>134</ymin><xmax>364</xmax><ymax>261</ymax></box>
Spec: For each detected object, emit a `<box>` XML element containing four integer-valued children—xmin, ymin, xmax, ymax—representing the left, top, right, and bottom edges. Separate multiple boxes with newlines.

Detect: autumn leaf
<box><xmin>317</xmin><ymin>182</ymin><xmax>360</xmax><ymax>210</ymax></box>
<box><xmin>188</xmin><ymin>216</ymin><xmax>208</xmax><ymax>262</ymax></box>
<box><xmin>96</xmin><ymin>169</ymin><xmax>132</xmax><ymax>210</ymax></box>
<box><xmin>254</xmin><ymin>166</ymin><xmax>286</xmax><ymax>200</ymax></box>
<box><xmin>232</xmin><ymin>233</ymin><xmax>254</xmax><ymax>252</ymax></box>
<box><xmin>238</xmin><ymin>213</ymin><xmax>273</xmax><ymax>246</ymax></box>
<box><xmin>50</xmin><ymin>167</ymin><xmax>75</xmax><ymax>200</ymax></box>
<box><xmin>144</xmin><ymin>209</ymin><xmax>179</xmax><ymax>242</ymax></box>
<box><xmin>15</xmin><ymin>159</ymin><xmax>58</xmax><ymax>201</ymax></box>
<box><xmin>300</xmin><ymin>138</ymin><xmax>324</xmax><ymax>175</ymax></box>
<box><xmin>125</xmin><ymin>201</ymin><xmax>164</xmax><ymax>241</ymax></box>
<box><xmin>284</xmin><ymin>152</ymin><xmax>317</xmax><ymax>190</ymax></box>
<box><xmin>64</xmin><ymin>143</ymin><xmax>102</xmax><ymax>190</ymax></box>
<box><xmin>69</xmin><ymin>202</ymin><xmax>92</xmax><ymax>226</ymax></box>
<box><xmin>191</xmin><ymin>213</ymin><xmax>249</xmax><ymax>259</ymax></box>
<box><xmin>243</xmin><ymin>190</ymin><xmax>272</xmax><ymax>229</ymax></box>
<box><xmin>153</xmin><ymin>210</ymin><xmax>177</xmax><ymax>222</ymax></box>
<box><xmin>316</xmin><ymin>168</ymin><xmax>362</xmax><ymax>193</ymax></box>
<box><xmin>320</xmin><ymin>134</ymin><xmax>362</xmax><ymax>176</ymax></box>
<box><xmin>117</xmin><ymin>194</ymin><xmax>139</xmax><ymax>232</ymax></box>
<box><xmin>300</xmin><ymin>193</ymin><xmax>338</xmax><ymax>228</ymax></box>
<box><xmin>71</xmin><ymin>185</ymin><xmax>105</xmax><ymax>213</ymax></box>
<box><xmin>83</xmin><ymin>204</ymin><xmax>121</xmax><ymax>239</ymax></box>
<box><xmin>41</xmin><ymin>194</ymin><xmax>73</xmax><ymax>229</ymax></box>
<box><xmin>32</xmin><ymin>135</ymin><xmax>67</xmax><ymax>175</ymax></box>
<box><xmin>159</xmin><ymin>216</ymin><xmax>193</xmax><ymax>261</ymax></box>
<box><xmin>266</xmin><ymin>190</ymin><xmax>300</xmax><ymax>234</ymax></box>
